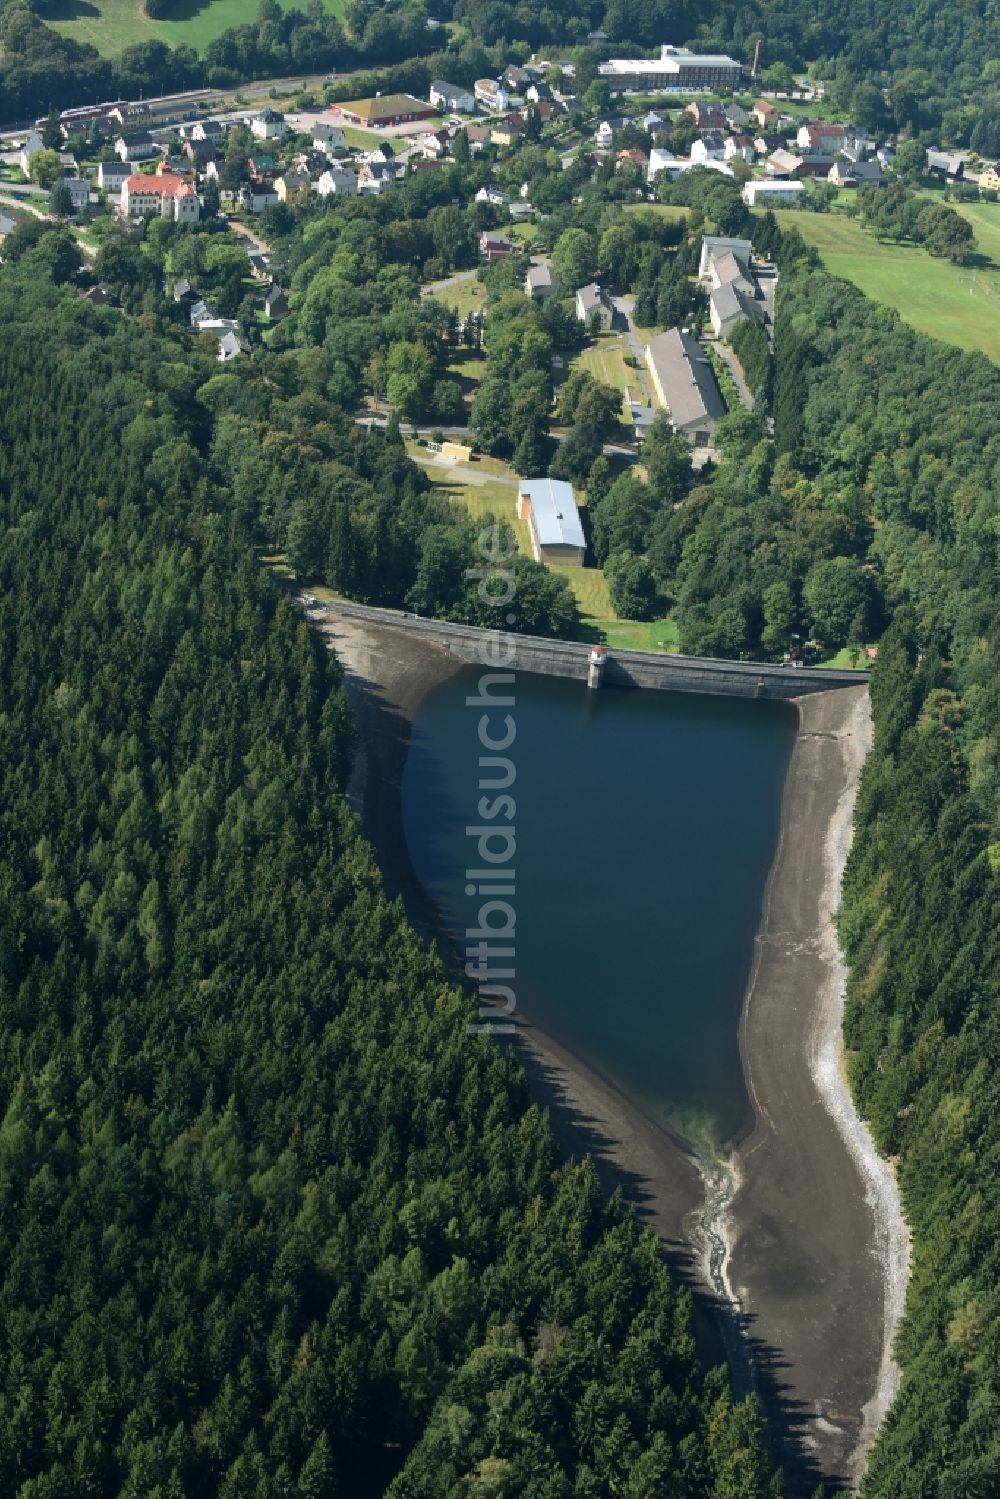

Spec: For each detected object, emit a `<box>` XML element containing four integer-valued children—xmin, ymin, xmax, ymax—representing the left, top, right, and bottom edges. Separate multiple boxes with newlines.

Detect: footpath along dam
<box><xmin>303</xmin><ymin>597</ymin><xmax>870</xmax><ymax>699</ymax></box>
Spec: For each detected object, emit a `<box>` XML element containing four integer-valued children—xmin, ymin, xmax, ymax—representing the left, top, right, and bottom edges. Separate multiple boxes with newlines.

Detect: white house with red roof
<box><xmin>120</xmin><ymin>173</ymin><xmax>200</xmax><ymax>222</ymax></box>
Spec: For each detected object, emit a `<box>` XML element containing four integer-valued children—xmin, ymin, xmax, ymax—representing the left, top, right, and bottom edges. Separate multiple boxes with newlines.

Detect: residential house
<box><xmin>525</xmin><ymin>262</ymin><xmax>554</xmax><ymax>298</ymax></box>
<box><xmin>575</xmin><ymin>282</ymin><xmax>613</xmax><ymax>330</ymax></box>
<box><xmin>532</xmin><ymin>100</ymin><xmax>563</xmax><ymax>123</ymax></box>
<box><xmin>366</xmin><ymin>142</ymin><xmax>396</xmax><ymax>166</ymax></box>
<box><xmin>120</xmin><ymin>173</ymin><xmax>200</xmax><ymax>222</ymax></box>
<box><xmin>217</xmin><ymin>330</ymin><xmax>248</xmax><ymax>362</ymax></box>
<box><xmin>81</xmin><ymin>283</ymin><xmax>110</xmax><ymax>305</ymax></box>
<box><xmin>753</xmin><ymin>133</ymin><xmax>787</xmax><ymax>158</ymax></box>
<box><xmin>191</xmin><ymin>119</ymin><xmax>224</xmax><ymax>143</ymax></box>
<box><xmin>115</xmin><ymin>132</ymin><xmax>159</xmax><ymax>162</ymax></box>
<box><xmin>797</xmin><ymin>121</ymin><xmax>846</xmax><ymax>154</ymax></box>
<box><xmin>752</xmin><ymin>100</ymin><xmax>779</xmax><ymax>127</ymax></box>
<box><xmin>430</xmin><ymin>79</ymin><xmax>475</xmax><ymax>113</ymax></box>
<box><xmin>516</xmin><ymin>479</ymin><xmax>586</xmax><ymax>566</ymax></box>
<box><xmin>725</xmin><ymin>102</ymin><xmax>751</xmax><ymax>128</ymax></box>
<box><xmin>647</xmin><ymin>148</ymin><xmax>693</xmax><ymax>183</ymax></box>
<box><xmin>927</xmin><ymin>149</ymin><xmax>965</xmax><ymax>182</ymax></box>
<box><xmin>504</xmin><ymin>65</ymin><xmax>532</xmax><ymax>95</ymax></box>
<box><xmin>418</xmin><ymin>129</ymin><xmax>450</xmax><ymax>160</ymax></box>
<box><xmin>264</xmin><ymin>285</ymin><xmax>289</xmax><ymax>320</ymax></box>
<box><xmin>474</xmin><ymin>79</ymin><xmax>510</xmax><ymax>112</ymax></box>
<box><xmin>766</xmin><ymin>147</ymin><xmax>802</xmax><ymax>177</ymax></box>
<box><xmin>479</xmin><ymin>231</ymin><xmax>518</xmax><ymax>259</ymax></box>
<box><xmin>643</xmin><ymin>111</ymin><xmax>664</xmax><ymax>131</ymax></box>
<box><xmin>828</xmin><ymin>158</ymin><xmax>882</xmax><ymax>186</ymax></box>
<box><xmin>275</xmin><ymin>171</ymin><xmax>311</xmax><ymax>202</ymax></box>
<box><xmin>491</xmin><ymin>117</ymin><xmax>524</xmax><ymax>147</ymax></box>
<box><xmin>691</xmin><ymin>132</ymin><xmax>727</xmax><ymax>163</ymax></box>
<box><xmin>709</xmin><ymin>282</ymin><xmax>767</xmax><ymax>339</ymax></box>
<box><xmin>526</xmin><ymin>82</ymin><xmax>554</xmax><ymax>103</ymax></box>
<box><xmin>710</xmin><ymin>249</ymin><xmax>756</xmax><ymax>297</ymax></box>
<box><xmin>248</xmin><ymin>154</ymin><xmax>277</xmax><ymax>181</ymax></box>
<box><xmin>313</xmin><ymin>121</ymin><xmax>346</xmax><ymax>150</ymax></box>
<box><xmin>316</xmin><ymin>166</ymin><xmax>358</xmax><ymax>197</ymax></box>
<box><xmin>18</xmin><ymin>132</ymin><xmax>44</xmax><ymax>175</ymax></box>
<box><xmin>189</xmin><ymin>299</ymin><xmax>215</xmax><ymax>327</ymax></box>
<box><xmin>334</xmin><ymin>94</ymin><xmax>435</xmax><ymax>127</ymax></box>
<box><xmin>250</xmin><ymin>109</ymin><xmax>286</xmax><ymax>141</ymax></box>
<box><xmin>724</xmin><ymin>134</ymin><xmax>755</xmax><ymax>162</ymax></box>
<box><xmin>686</xmin><ymin>100</ymin><xmax>727</xmax><ymax>129</ymax></box>
<box><xmin>698</xmin><ymin>235</ymin><xmax>753</xmax><ymax>281</ymax></box>
<box><xmin>239</xmin><ymin>184</ymin><xmax>279</xmax><ymax>214</ymax></box>
<box><xmin>61</xmin><ymin>177</ymin><xmax>90</xmax><ymax>211</ymax></box>
<box><xmin>172</xmin><ymin>278</ymin><xmax>192</xmax><ymax>302</ymax></box>
<box><xmin>979</xmin><ymin>163</ymin><xmax>1000</xmax><ymax>193</ymax></box>
<box><xmin>182</xmin><ymin>140</ymin><xmax>218</xmax><ymax>169</ymax></box>
<box><xmin>644</xmin><ymin>327</ymin><xmax>726</xmax><ymax>446</ymax></box>
<box><xmin>97</xmin><ymin>158</ymin><xmax>132</xmax><ymax>191</ymax></box>
<box><xmin>358</xmin><ymin>161</ymin><xmax>397</xmax><ymax>195</ymax></box>
<box><xmin>475</xmin><ymin>185</ymin><xmax>509</xmax><ymax>206</ymax></box>
<box><xmin>294</xmin><ymin>148</ymin><xmax>329</xmax><ymax>176</ymax></box>
<box><xmin>0</xmin><ymin>212</ymin><xmax>16</xmax><ymax>252</ymax></box>
<box><xmin>742</xmin><ymin>179</ymin><xmax>806</xmax><ymax>205</ymax></box>
<box><xmin>793</xmin><ymin>154</ymin><xmax>837</xmax><ymax>178</ymax></box>
<box><xmin>595</xmin><ymin>117</ymin><xmax>629</xmax><ymax>147</ymax></box>
<box><xmin>616</xmin><ymin>147</ymin><xmax>649</xmax><ymax>171</ymax></box>
<box><xmin>464</xmin><ymin>124</ymin><xmax>492</xmax><ymax>153</ymax></box>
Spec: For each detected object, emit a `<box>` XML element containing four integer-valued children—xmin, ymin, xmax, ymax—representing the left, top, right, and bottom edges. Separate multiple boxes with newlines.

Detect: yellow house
<box><xmin>979</xmin><ymin>165</ymin><xmax>1000</xmax><ymax>193</ymax></box>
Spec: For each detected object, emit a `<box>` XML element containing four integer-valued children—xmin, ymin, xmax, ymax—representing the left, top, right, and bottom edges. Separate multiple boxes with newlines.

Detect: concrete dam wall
<box><xmin>309</xmin><ymin>599</ymin><xmax>870</xmax><ymax>700</ymax></box>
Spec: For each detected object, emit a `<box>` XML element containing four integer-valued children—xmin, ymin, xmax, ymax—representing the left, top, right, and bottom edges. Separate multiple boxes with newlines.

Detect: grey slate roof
<box><xmin>711</xmin><ymin>282</ymin><xmax>767</xmax><ymax>327</ymax></box>
<box><xmin>645</xmin><ymin>329</ymin><xmax>727</xmax><ymax>429</ymax></box>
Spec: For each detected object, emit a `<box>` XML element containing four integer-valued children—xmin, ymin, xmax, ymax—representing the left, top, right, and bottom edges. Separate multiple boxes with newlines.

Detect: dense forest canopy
<box><xmin>0</xmin><ymin>242</ymin><xmax>780</xmax><ymax>1495</ymax></box>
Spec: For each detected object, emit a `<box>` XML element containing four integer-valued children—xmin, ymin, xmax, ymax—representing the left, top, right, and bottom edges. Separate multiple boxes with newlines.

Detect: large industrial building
<box><xmin>599</xmin><ymin>44</ymin><xmax>743</xmax><ymax>93</ymax></box>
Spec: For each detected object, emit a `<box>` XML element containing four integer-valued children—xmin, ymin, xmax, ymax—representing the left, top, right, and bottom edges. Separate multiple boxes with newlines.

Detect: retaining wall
<box><xmin>313</xmin><ymin>599</ymin><xmax>869</xmax><ymax>699</ymax></box>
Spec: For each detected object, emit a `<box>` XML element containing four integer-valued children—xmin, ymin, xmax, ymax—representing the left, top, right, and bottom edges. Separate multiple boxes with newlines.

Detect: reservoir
<box><xmin>401</xmin><ymin>667</ymin><xmax>797</xmax><ymax>1149</ymax></box>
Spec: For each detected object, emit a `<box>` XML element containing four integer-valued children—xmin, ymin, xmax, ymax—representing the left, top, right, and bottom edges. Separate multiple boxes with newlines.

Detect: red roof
<box><xmin>125</xmin><ymin>173</ymin><xmax>194</xmax><ymax>197</ymax></box>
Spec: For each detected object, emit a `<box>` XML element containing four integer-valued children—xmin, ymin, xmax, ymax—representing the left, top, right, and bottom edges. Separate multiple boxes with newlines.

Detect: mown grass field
<box><xmin>424</xmin><ymin>274</ymin><xmax>486</xmax><ymax>322</ymax></box>
<box><xmin>772</xmin><ymin>203</ymin><xmax>1000</xmax><ymax>363</ymax></box>
<box><xmin>47</xmin><ymin>0</ymin><xmax>343</xmax><ymax>57</ymax></box>
<box><xmin>572</xmin><ymin>336</ymin><xmax>646</xmax><ymax>420</ymax></box>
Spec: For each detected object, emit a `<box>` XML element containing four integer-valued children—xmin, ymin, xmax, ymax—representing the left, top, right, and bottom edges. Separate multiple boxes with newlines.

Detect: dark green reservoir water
<box><xmin>401</xmin><ymin>669</ymin><xmax>797</xmax><ymax>1149</ymax></box>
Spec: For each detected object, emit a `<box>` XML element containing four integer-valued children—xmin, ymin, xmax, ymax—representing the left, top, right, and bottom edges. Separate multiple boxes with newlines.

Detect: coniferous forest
<box><xmin>0</xmin><ymin>257</ymin><xmax>778</xmax><ymax>1495</ymax></box>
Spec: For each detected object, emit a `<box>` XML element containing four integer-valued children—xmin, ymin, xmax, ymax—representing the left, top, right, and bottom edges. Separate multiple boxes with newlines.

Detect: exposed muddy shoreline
<box><xmin>313</xmin><ymin>606</ymin><xmax>906</xmax><ymax>1493</ymax></box>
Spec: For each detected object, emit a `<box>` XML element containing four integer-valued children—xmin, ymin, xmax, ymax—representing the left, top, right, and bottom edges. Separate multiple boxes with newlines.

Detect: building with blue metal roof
<box><xmin>517</xmin><ymin>479</ymin><xmax>586</xmax><ymax>566</ymax></box>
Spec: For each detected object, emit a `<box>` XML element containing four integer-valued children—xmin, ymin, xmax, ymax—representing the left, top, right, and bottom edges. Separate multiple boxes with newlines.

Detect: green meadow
<box><xmin>47</xmin><ymin>0</ymin><xmax>343</xmax><ymax>57</ymax></box>
<box><xmin>773</xmin><ymin>202</ymin><xmax>1000</xmax><ymax>364</ymax></box>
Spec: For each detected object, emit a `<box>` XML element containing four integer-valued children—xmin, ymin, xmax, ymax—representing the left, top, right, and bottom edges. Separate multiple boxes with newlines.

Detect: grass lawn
<box><xmin>424</xmin><ymin>275</ymin><xmax>486</xmax><ymax>321</ymax></box>
<box><xmin>768</xmin><ymin>204</ymin><xmax>1000</xmax><ymax>364</ymax></box>
<box><xmin>551</xmin><ymin>564</ymin><xmax>680</xmax><ymax>653</ymax></box>
<box><xmin>817</xmin><ymin>643</ymin><xmax>875</xmax><ymax>669</ymax></box>
<box><xmin>47</xmin><ymin>0</ymin><xmax>343</xmax><ymax>56</ymax></box>
<box><xmin>572</xmin><ymin>336</ymin><xmax>647</xmax><ymax>420</ymax></box>
<box><xmin>623</xmin><ymin>203</ymin><xmax>691</xmax><ymax>226</ymax></box>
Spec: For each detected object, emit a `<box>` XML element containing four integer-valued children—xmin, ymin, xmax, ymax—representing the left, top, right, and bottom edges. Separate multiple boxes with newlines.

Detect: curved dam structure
<box><xmin>304</xmin><ymin>598</ymin><xmax>870</xmax><ymax>698</ymax></box>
